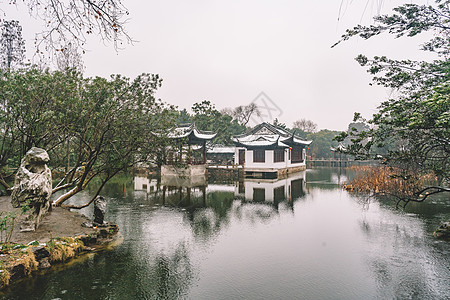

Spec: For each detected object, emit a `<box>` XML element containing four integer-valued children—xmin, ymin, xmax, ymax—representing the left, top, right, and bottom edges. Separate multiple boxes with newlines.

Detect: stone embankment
<box><xmin>0</xmin><ymin>196</ymin><xmax>120</xmax><ymax>290</ymax></box>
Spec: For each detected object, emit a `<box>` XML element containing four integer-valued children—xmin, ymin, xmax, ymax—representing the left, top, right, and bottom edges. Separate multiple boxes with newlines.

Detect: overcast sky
<box><xmin>4</xmin><ymin>0</ymin><xmax>436</xmax><ymax>131</ymax></box>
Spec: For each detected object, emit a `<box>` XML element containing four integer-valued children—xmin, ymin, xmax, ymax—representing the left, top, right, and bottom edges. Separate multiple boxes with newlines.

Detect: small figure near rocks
<box><xmin>11</xmin><ymin>147</ymin><xmax>52</xmax><ymax>232</ymax></box>
<box><xmin>93</xmin><ymin>196</ymin><xmax>107</xmax><ymax>226</ymax></box>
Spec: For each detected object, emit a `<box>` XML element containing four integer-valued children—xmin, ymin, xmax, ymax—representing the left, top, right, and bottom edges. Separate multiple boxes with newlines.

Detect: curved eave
<box><xmin>293</xmin><ymin>137</ymin><xmax>312</xmax><ymax>145</ymax></box>
<box><xmin>168</xmin><ymin>125</ymin><xmax>217</xmax><ymax>143</ymax></box>
<box><xmin>234</xmin><ymin>140</ymin><xmax>289</xmax><ymax>149</ymax></box>
<box><xmin>191</xmin><ymin>128</ymin><xmax>217</xmax><ymax>140</ymax></box>
<box><xmin>169</xmin><ymin>132</ymin><xmax>190</xmax><ymax>139</ymax></box>
<box><xmin>281</xmin><ymin>136</ymin><xmax>312</xmax><ymax>146</ymax></box>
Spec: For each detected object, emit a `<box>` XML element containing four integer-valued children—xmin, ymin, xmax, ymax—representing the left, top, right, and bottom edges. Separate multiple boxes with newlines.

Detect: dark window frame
<box><xmin>273</xmin><ymin>148</ymin><xmax>285</xmax><ymax>163</ymax></box>
<box><xmin>253</xmin><ymin>188</ymin><xmax>265</xmax><ymax>201</ymax></box>
<box><xmin>274</xmin><ymin>186</ymin><xmax>285</xmax><ymax>202</ymax></box>
<box><xmin>291</xmin><ymin>147</ymin><xmax>303</xmax><ymax>163</ymax></box>
<box><xmin>253</xmin><ymin>149</ymin><xmax>265</xmax><ymax>163</ymax></box>
<box><xmin>239</xmin><ymin>149</ymin><xmax>246</xmax><ymax>165</ymax></box>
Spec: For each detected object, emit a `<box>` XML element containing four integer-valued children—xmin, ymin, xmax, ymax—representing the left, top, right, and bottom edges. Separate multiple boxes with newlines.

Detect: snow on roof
<box><xmin>331</xmin><ymin>143</ymin><xmax>346</xmax><ymax>152</ymax></box>
<box><xmin>233</xmin><ymin>122</ymin><xmax>312</xmax><ymax>147</ymax></box>
<box><xmin>192</xmin><ymin>127</ymin><xmax>217</xmax><ymax>140</ymax></box>
<box><xmin>289</xmin><ymin>136</ymin><xmax>312</xmax><ymax>146</ymax></box>
<box><xmin>235</xmin><ymin>140</ymin><xmax>278</xmax><ymax>147</ymax></box>
<box><xmin>207</xmin><ymin>146</ymin><xmax>235</xmax><ymax>154</ymax></box>
<box><xmin>233</xmin><ymin>134</ymin><xmax>279</xmax><ymax>143</ymax></box>
<box><xmin>168</xmin><ymin>124</ymin><xmax>217</xmax><ymax>140</ymax></box>
<box><xmin>167</xmin><ymin>126</ymin><xmax>191</xmax><ymax>138</ymax></box>
<box><xmin>278</xmin><ymin>141</ymin><xmax>289</xmax><ymax>148</ymax></box>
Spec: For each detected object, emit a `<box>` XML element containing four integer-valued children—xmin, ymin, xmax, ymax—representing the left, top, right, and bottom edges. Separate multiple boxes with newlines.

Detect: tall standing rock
<box><xmin>11</xmin><ymin>147</ymin><xmax>52</xmax><ymax>232</ymax></box>
<box><xmin>93</xmin><ymin>196</ymin><xmax>107</xmax><ymax>226</ymax></box>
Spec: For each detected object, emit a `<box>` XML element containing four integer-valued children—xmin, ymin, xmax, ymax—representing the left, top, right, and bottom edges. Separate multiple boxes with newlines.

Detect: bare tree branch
<box><xmin>3</xmin><ymin>0</ymin><xmax>133</xmax><ymax>55</ymax></box>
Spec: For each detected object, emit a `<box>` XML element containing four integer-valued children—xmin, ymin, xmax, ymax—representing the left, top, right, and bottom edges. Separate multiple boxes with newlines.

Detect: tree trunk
<box><xmin>61</xmin><ymin>179</ymin><xmax>109</xmax><ymax>209</ymax></box>
<box><xmin>52</xmin><ymin>182</ymin><xmax>75</xmax><ymax>194</ymax></box>
<box><xmin>0</xmin><ymin>176</ymin><xmax>11</xmax><ymax>194</ymax></box>
<box><xmin>53</xmin><ymin>185</ymin><xmax>81</xmax><ymax>206</ymax></box>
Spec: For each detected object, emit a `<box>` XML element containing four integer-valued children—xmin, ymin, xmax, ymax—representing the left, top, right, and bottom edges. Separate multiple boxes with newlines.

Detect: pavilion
<box><xmin>161</xmin><ymin>123</ymin><xmax>216</xmax><ymax>177</ymax></box>
<box><xmin>233</xmin><ymin>122</ymin><xmax>312</xmax><ymax>178</ymax></box>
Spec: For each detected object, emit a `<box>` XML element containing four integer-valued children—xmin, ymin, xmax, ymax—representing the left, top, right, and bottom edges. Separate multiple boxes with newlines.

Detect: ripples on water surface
<box><xmin>2</xmin><ymin>168</ymin><xmax>449</xmax><ymax>299</ymax></box>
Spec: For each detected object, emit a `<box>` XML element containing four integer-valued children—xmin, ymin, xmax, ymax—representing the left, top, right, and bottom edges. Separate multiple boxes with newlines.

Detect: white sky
<box><xmin>3</xmin><ymin>0</ymin><xmax>436</xmax><ymax>131</ymax></box>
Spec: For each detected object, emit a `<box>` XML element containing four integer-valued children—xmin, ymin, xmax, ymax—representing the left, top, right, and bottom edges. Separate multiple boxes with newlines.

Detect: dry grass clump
<box><xmin>0</xmin><ymin>246</ymin><xmax>38</xmax><ymax>281</ymax></box>
<box><xmin>344</xmin><ymin>166</ymin><xmax>436</xmax><ymax>197</ymax></box>
<box><xmin>17</xmin><ymin>248</ymin><xmax>39</xmax><ymax>275</ymax></box>
<box><xmin>47</xmin><ymin>237</ymin><xmax>84</xmax><ymax>263</ymax></box>
<box><xmin>0</xmin><ymin>263</ymin><xmax>10</xmax><ymax>288</ymax></box>
<box><xmin>0</xmin><ymin>236</ymin><xmax>87</xmax><ymax>290</ymax></box>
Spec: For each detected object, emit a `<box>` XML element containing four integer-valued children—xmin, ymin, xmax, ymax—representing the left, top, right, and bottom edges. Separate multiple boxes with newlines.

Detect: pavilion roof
<box><xmin>330</xmin><ymin>143</ymin><xmax>347</xmax><ymax>152</ymax></box>
<box><xmin>207</xmin><ymin>146</ymin><xmax>235</xmax><ymax>154</ymax></box>
<box><xmin>232</xmin><ymin>122</ymin><xmax>311</xmax><ymax>148</ymax></box>
<box><xmin>168</xmin><ymin>123</ymin><xmax>217</xmax><ymax>143</ymax></box>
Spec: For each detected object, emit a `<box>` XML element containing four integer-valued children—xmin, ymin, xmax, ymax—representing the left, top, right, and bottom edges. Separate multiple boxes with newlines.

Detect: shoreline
<box><xmin>0</xmin><ymin>196</ymin><xmax>120</xmax><ymax>290</ymax></box>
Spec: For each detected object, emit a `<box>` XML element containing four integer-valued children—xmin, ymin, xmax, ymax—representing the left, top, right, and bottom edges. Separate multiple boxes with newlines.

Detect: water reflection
<box><xmin>134</xmin><ymin>172</ymin><xmax>307</xmax><ymax>235</ymax></box>
<box><xmin>134</xmin><ymin>176</ymin><xmax>158</xmax><ymax>193</ymax></box>
<box><xmin>2</xmin><ymin>168</ymin><xmax>449</xmax><ymax>300</ymax></box>
<box><xmin>236</xmin><ymin>171</ymin><xmax>306</xmax><ymax>211</ymax></box>
<box><xmin>135</xmin><ymin>171</ymin><xmax>307</xmax><ymax>211</ymax></box>
<box><xmin>357</xmin><ymin>202</ymin><xmax>450</xmax><ymax>299</ymax></box>
<box><xmin>305</xmin><ymin>167</ymin><xmax>354</xmax><ymax>188</ymax></box>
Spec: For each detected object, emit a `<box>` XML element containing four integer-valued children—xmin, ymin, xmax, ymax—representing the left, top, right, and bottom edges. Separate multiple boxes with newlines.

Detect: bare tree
<box><xmin>4</xmin><ymin>0</ymin><xmax>132</xmax><ymax>53</ymax></box>
<box><xmin>292</xmin><ymin>118</ymin><xmax>318</xmax><ymax>133</ymax></box>
<box><xmin>220</xmin><ymin>107</ymin><xmax>233</xmax><ymax>117</ymax></box>
<box><xmin>232</xmin><ymin>103</ymin><xmax>260</xmax><ymax>126</ymax></box>
<box><xmin>56</xmin><ymin>42</ymin><xmax>84</xmax><ymax>71</ymax></box>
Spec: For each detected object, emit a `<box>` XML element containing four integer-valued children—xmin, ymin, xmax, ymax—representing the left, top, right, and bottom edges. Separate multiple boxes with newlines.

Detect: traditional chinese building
<box><xmin>233</xmin><ymin>122</ymin><xmax>312</xmax><ymax>178</ymax></box>
<box><xmin>206</xmin><ymin>146</ymin><xmax>235</xmax><ymax>165</ymax></box>
<box><xmin>161</xmin><ymin>123</ymin><xmax>216</xmax><ymax>177</ymax></box>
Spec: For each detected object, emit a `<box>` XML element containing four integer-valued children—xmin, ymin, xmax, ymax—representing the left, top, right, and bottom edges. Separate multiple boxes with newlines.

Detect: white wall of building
<box><xmin>237</xmin><ymin>171</ymin><xmax>306</xmax><ymax>202</ymax></box>
<box><xmin>134</xmin><ymin>176</ymin><xmax>158</xmax><ymax>193</ymax></box>
<box><xmin>235</xmin><ymin>147</ymin><xmax>306</xmax><ymax>170</ymax></box>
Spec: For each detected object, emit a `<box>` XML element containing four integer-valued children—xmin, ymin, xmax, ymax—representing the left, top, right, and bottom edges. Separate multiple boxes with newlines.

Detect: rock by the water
<box><xmin>38</xmin><ymin>257</ymin><xmax>51</xmax><ymax>269</ymax></box>
<box><xmin>31</xmin><ymin>245</ymin><xmax>50</xmax><ymax>260</ymax></box>
<box><xmin>434</xmin><ymin>221</ymin><xmax>450</xmax><ymax>239</ymax></box>
<box><xmin>81</xmin><ymin>221</ymin><xmax>93</xmax><ymax>228</ymax></box>
<box><xmin>11</xmin><ymin>147</ymin><xmax>52</xmax><ymax>232</ymax></box>
<box><xmin>93</xmin><ymin>196</ymin><xmax>106</xmax><ymax>225</ymax></box>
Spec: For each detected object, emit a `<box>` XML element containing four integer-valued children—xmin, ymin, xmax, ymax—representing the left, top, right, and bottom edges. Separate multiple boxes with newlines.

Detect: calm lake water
<box><xmin>2</xmin><ymin>168</ymin><xmax>449</xmax><ymax>300</ymax></box>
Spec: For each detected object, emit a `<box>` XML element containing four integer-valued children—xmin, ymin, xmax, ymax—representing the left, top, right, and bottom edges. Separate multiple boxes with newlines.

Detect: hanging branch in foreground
<box><xmin>333</xmin><ymin>0</ymin><xmax>449</xmax><ymax>189</ymax></box>
<box><xmin>393</xmin><ymin>186</ymin><xmax>450</xmax><ymax>208</ymax></box>
<box><xmin>332</xmin><ymin>1</ymin><xmax>449</xmax><ymax>94</ymax></box>
<box><xmin>332</xmin><ymin>2</ymin><xmax>450</xmax><ymax>53</ymax></box>
<box><xmin>4</xmin><ymin>0</ymin><xmax>133</xmax><ymax>54</ymax></box>
<box><xmin>344</xmin><ymin>166</ymin><xmax>449</xmax><ymax>208</ymax></box>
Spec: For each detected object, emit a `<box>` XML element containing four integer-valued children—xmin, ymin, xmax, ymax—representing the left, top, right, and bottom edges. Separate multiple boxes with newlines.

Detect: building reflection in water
<box><xmin>235</xmin><ymin>171</ymin><xmax>306</xmax><ymax>211</ymax></box>
<box><xmin>133</xmin><ymin>171</ymin><xmax>307</xmax><ymax>254</ymax></box>
<box><xmin>134</xmin><ymin>171</ymin><xmax>306</xmax><ymax>213</ymax></box>
<box><xmin>134</xmin><ymin>174</ymin><xmax>208</xmax><ymax>208</ymax></box>
<box><xmin>134</xmin><ymin>176</ymin><xmax>159</xmax><ymax>193</ymax></box>
<box><xmin>130</xmin><ymin>171</ymin><xmax>307</xmax><ymax>296</ymax></box>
